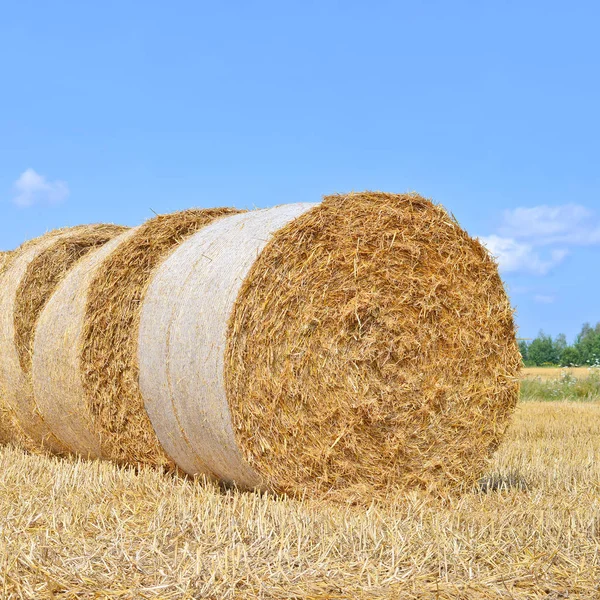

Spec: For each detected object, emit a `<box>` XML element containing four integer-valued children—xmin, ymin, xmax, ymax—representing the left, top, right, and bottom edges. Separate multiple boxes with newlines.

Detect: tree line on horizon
<box><xmin>519</xmin><ymin>322</ymin><xmax>600</xmax><ymax>367</ymax></box>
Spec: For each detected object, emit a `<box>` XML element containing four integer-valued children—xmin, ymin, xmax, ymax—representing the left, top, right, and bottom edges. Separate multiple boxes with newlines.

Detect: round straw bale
<box><xmin>33</xmin><ymin>229</ymin><xmax>138</xmax><ymax>459</ymax></box>
<box><xmin>1</xmin><ymin>235</ymin><xmax>82</xmax><ymax>447</ymax></box>
<box><xmin>0</xmin><ymin>228</ymin><xmax>96</xmax><ymax>449</ymax></box>
<box><xmin>0</xmin><ymin>225</ymin><xmax>127</xmax><ymax>452</ymax></box>
<box><xmin>139</xmin><ymin>193</ymin><xmax>520</xmax><ymax>501</ymax></box>
<box><xmin>139</xmin><ymin>204</ymin><xmax>315</xmax><ymax>481</ymax></box>
<box><xmin>33</xmin><ymin>209</ymin><xmax>240</xmax><ymax>466</ymax></box>
<box><xmin>0</xmin><ymin>251</ymin><xmax>14</xmax><ymax>444</ymax></box>
<box><xmin>15</xmin><ymin>225</ymin><xmax>129</xmax><ymax>375</ymax></box>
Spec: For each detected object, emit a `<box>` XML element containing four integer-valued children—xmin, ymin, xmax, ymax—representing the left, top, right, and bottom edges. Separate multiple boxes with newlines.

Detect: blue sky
<box><xmin>1</xmin><ymin>1</ymin><xmax>598</xmax><ymax>342</ymax></box>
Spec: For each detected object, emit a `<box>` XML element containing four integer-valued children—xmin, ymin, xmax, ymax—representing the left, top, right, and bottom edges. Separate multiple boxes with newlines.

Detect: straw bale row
<box><xmin>0</xmin><ymin>193</ymin><xmax>521</xmax><ymax>501</ymax></box>
<box><xmin>33</xmin><ymin>209</ymin><xmax>241</xmax><ymax>467</ymax></box>
<box><xmin>0</xmin><ymin>225</ymin><xmax>127</xmax><ymax>451</ymax></box>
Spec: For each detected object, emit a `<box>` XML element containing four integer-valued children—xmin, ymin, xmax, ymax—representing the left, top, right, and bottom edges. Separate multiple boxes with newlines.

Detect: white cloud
<box><xmin>533</xmin><ymin>294</ymin><xmax>555</xmax><ymax>304</ymax></box>
<box><xmin>499</xmin><ymin>203</ymin><xmax>600</xmax><ymax>245</ymax></box>
<box><xmin>12</xmin><ymin>168</ymin><xmax>69</xmax><ymax>208</ymax></box>
<box><xmin>479</xmin><ymin>202</ymin><xmax>600</xmax><ymax>277</ymax></box>
<box><xmin>479</xmin><ymin>234</ymin><xmax>568</xmax><ymax>276</ymax></box>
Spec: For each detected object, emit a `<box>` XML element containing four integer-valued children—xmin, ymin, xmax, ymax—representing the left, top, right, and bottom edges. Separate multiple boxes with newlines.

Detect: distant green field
<box><xmin>520</xmin><ymin>369</ymin><xmax>600</xmax><ymax>402</ymax></box>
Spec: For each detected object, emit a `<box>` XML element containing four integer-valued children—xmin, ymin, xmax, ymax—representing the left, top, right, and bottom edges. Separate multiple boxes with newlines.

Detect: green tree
<box><xmin>555</xmin><ymin>333</ymin><xmax>567</xmax><ymax>354</ymax></box>
<box><xmin>574</xmin><ymin>322</ymin><xmax>600</xmax><ymax>365</ymax></box>
<box><xmin>518</xmin><ymin>340</ymin><xmax>529</xmax><ymax>364</ymax></box>
<box><xmin>528</xmin><ymin>331</ymin><xmax>560</xmax><ymax>366</ymax></box>
<box><xmin>560</xmin><ymin>346</ymin><xmax>581</xmax><ymax>367</ymax></box>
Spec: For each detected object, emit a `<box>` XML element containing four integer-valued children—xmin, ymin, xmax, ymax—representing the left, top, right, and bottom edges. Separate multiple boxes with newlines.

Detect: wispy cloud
<box><xmin>479</xmin><ymin>235</ymin><xmax>568</xmax><ymax>276</ymax></box>
<box><xmin>480</xmin><ymin>203</ymin><xmax>600</xmax><ymax>276</ymax></box>
<box><xmin>499</xmin><ymin>204</ymin><xmax>600</xmax><ymax>246</ymax></box>
<box><xmin>533</xmin><ymin>294</ymin><xmax>555</xmax><ymax>304</ymax></box>
<box><xmin>12</xmin><ymin>168</ymin><xmax>69</xmax><ymax>208</ymax></box>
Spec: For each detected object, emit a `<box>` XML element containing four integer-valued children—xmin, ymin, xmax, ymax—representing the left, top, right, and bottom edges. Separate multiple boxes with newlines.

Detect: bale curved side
<box><xmin>79</xmin><ymin>208</ymin><xmax>242</xmax><ymax>466</ymax></box>
<box><xmin>138</xmin><ymin>205</ymin><xmax>318</xmax><ymax>485</ymax></box>
<box><xmin>0</xmin><ymin>225</ymin><xmax>125</xmax><ymax>452</ymax></box>
<box><xmin>32</xmin><ymin>229</ymin><xmax>138</xmax><ymax>459</ymax></box>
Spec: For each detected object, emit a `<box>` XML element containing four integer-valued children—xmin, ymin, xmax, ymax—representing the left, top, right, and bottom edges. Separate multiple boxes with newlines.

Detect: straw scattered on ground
<box><xmin>226</xmin><ymin>192</ymin><xmax>521</xmax><ymax>501</ymax></box>
<box><xmin>80</xmin><ymin>208</ymin><xmax>241</xmax><ymax>467</ymax></box>
<box><xmin>0</xmin><ymin>400</ymin><xmax>598</xmax><ymax>599</ymax></box>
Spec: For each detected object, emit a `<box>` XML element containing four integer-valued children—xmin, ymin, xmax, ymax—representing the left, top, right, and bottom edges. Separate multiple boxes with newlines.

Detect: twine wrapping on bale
<box><xmin>139</xmin><ymin>204</ymin><xmax>315</xmax><ymax>481</ymax></box>
<box><xmin>33</xmin><ymin>229</ymin><xmax>138</xmax><ymax>458</ymax></box>
<box><xmin>0</xmin><ymin>225</ymin><xmax>127</xmax><ymax>452</ymax></box>
<box><xmin>33</xmin><ymin>209</ymin><xmax>240</xmax><ymax>465</ymax></box>
<box><xmin>139</xmin><ymin>192</ymin><xmax>520</xmax><ymax>502</ymax></box>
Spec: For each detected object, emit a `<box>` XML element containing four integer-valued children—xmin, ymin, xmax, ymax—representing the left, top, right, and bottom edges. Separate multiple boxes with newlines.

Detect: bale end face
<box><xmin>225</xmin><ymin>191</ymin><xmax>521</xmax><ymax>501</ymax></box>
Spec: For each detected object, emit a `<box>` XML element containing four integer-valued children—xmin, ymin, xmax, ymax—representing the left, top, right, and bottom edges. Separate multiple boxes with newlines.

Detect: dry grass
<box><xmin>226</xmin><ymin>192</ymin><xmax>521</xmax><ymax>501</ymax></box>
<box><xmin>1</xmin><ymin>399</ymin><xmax>598</xmax><ymax>599</ymax></box>
<box><xmin>522</xmin><ymin>366</ymin><xmax>593</xmax><ymax>380</ymax></box>
<box><xmin>521</xmin><ymin>370</ymin><xmax>600</xmax><ymax>402</ymax></box>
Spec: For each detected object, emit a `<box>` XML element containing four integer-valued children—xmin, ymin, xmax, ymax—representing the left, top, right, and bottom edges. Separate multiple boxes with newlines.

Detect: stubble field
<box><xmin>1</xmin><ymin>394</ymin><xmax>599</xmax><ymax>599</ymax></box>
<box><xmin>521</xmin><ymin>367</ymin><xmax>593</xmax><ymax>380</ymax></box>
